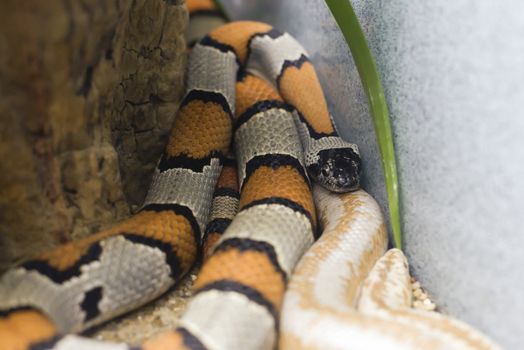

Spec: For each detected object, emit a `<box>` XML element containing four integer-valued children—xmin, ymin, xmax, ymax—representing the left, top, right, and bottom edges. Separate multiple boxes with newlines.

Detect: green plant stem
<box><xmin>325</xmin><ymin>0</ymin><xmax>402</xmax><ymax>249</ymax></box>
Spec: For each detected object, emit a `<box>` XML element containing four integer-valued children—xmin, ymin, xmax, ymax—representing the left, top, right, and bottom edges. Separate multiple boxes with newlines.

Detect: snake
<box><xmin>0</xmin><ymin>0</ymin><xmax>501</xmax><ymax>349</ymax></box>
<box><xmin>280</xmin><ymin>186</ymin><xmax>501</xmax><ymax>350</ymax></box>
<box><xmin>0</xmin><ymin>0</ymin><xmax>361</xmax><ymax>348</ymax></box>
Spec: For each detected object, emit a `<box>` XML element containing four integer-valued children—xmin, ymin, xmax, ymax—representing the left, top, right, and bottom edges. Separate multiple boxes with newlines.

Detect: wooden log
<box><xmin>0</xmin><ymin>0</ymin><xmax>188</xmax><ymax>271</ymax></box>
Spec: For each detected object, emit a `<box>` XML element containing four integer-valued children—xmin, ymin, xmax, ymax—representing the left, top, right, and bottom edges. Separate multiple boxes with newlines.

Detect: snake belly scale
<box><xmin>0</xmin><ymin>2</ymin><xmax>363</xmax><ymax>349</ymax></box>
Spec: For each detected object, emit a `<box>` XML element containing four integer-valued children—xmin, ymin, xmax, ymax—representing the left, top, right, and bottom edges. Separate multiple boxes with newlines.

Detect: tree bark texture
<box><xmin>0</xmin><ymin>0</ymin><xmax>188</xmax><ymax>272</ymax></box>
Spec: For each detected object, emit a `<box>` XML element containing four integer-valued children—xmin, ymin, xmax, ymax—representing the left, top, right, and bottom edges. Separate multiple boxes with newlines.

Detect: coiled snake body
<box><xmin>281</xmin><ymin>186</ymin><xmax>500</xmax><ymax>350</ymax></box>
<box><xmin>0</xmin><ymin>1</ymin><xmax>500</xmax><ymax>349</ymax></box>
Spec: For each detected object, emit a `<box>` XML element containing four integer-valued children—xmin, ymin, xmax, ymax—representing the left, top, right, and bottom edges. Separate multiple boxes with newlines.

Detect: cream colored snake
<box><xmin>280</xmin><ymin>186</ymin><xmax>500</xmax><ymax>350</ymax></box>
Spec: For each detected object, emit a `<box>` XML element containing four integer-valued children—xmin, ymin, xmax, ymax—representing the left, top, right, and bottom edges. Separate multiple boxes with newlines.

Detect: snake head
<box><xmin>307</xmin><ymin>146</ymin><xmax>362</xmax><ymax>193</ymax></box>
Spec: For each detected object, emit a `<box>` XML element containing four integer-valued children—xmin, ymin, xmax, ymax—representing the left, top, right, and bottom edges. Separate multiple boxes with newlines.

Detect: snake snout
<box><xmin>308</xmin><ymin>147</ymin><xmax>362</xmax><ymax>193</ymax></box>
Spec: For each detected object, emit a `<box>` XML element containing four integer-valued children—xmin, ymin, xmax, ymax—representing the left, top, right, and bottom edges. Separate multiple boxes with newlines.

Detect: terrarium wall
<box><xmin>220</xmin><ymin>0</ymin><xmax>524</xmax><ymax>348</ymax></box>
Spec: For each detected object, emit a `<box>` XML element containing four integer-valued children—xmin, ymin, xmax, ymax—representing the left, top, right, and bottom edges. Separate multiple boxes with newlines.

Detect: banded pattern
<box><xmin>0</xmin><ymin>9</ymin><xmax>237</xmax><ymax>348</ymax></box>
<box><xmin>186</xmin><ymin>0</ymin><xmax>228</xmax><ymax>49</ymax></box>
<box><xmin>280</xmin><ymin>186</ymin><xmax>501</xmax><ymax>350</ymax></box>
<box><xmin>204</xmin><ymin>21</ymin><xmax>362</xmax><ymax>193</ymax></box>
<box><xmin>175</xmin><ymin>72</ymin><xmax>316</xmax><ymax>350</ymax></box>
<box><xmin>202</xmin><ymin>154</ymin><xmax>239</xmax><ymax>258</ymax></box>
<box><xmin>187</xmin><ymin>1</ymin><xmax>237</xmax><ymax>261</ymax></box>
<box><xmin>0</xmin><ymin>16</ymin><xmax>348</xmax><ymax>350</ymax></box>
<box><xmin>1</xmin><ymin>3</ymin><xmax>499</xmax><ymax>350</ymax></box>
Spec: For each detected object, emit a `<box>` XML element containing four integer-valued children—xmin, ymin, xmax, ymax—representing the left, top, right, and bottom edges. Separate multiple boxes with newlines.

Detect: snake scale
<box><xmin>281</xmin><ymin>186</ymin><xmax>500</xmax><ymax>350</ymax></box>
<box><xmin>0</xmin><ymin>0</ymin><xmax>500</xmax><ymax>349</ymax></box>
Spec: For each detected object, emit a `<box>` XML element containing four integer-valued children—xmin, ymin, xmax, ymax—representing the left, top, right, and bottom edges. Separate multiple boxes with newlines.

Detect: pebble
<box><xmin>410</xmin><ymin>277</ymin><xmax>437</xmax><ymax>312</ymax></box>
<box><xmin>422</xmin><ymin>302</ymin><xmax>437</xmax><ymax>311</ymax></box>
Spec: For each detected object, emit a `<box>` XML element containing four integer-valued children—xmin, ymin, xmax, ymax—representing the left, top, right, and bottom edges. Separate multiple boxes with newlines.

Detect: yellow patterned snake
<box><xmin>280</xmin><ymin>186</ymin><xmax>500</xmax><ymax>350</ymax></box>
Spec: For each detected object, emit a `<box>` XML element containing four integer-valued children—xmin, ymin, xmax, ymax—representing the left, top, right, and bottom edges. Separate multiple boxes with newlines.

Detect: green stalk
<box><xmin>213</xmin><ymin>0</ymin><xmax>401</xmax><ymax>248</ymax></box>
<box><xmin>325</xmin><ymin>0</ymin><xmax>402</xmax><ymax>249</ymax></box>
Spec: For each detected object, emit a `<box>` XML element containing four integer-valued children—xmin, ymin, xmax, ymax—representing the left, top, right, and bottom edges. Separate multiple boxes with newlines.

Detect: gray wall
<box><xmin>221</xmin><ymin>0</ymin><xmax>524</xmax><ymax>348</ymax></box>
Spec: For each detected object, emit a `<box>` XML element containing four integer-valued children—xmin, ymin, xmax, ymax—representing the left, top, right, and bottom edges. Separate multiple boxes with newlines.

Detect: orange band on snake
<box><xmin>0</xmin><ymin>2</ymin><xmax>365</xmax><ymax>349</ymax></box>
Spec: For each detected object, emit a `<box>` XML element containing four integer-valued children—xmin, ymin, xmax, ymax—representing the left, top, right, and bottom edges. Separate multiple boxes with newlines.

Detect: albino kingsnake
<box><xmin>0</xmin><ymin>1</ymin><xmax>500</xmax><ymax>349</ymax></box>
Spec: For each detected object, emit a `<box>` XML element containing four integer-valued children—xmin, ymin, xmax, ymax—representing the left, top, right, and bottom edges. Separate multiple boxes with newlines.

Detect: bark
<box><xmin>0</xmin><ymin>0</ymin><xmax>188</xmax><ymax>271</ymax></box>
